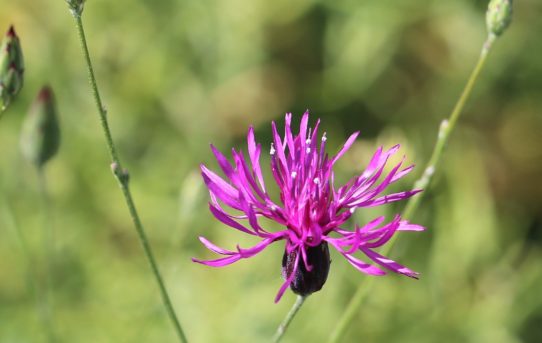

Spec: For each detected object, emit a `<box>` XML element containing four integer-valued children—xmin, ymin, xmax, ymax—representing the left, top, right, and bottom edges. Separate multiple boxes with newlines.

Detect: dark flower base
<box><xmin>282</xmin><ymin>242</ymin><xmax>331</xmax><ymax>296</ymax></box>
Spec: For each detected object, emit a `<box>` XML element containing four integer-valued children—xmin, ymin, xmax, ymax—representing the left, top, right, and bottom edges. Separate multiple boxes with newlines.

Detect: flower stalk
<box><xmin>402</xmin><ymin>34</ymin><xmax>495</xmax><ymax>221</ymax></box>
<box><xmin>68</xmin><ymin>11</ymin><xmax>188</xmax><ymax>343</ymax></box>
<box><xmin>272</xmin><ymin>295</ymin><xmax>307</xmax><ymax>343</ymax></box>
<box><xmin>327</xmin><ymin>0</ymin><xmax>513</xmax><ymax>340</ymax></box>
<box><xmin>37</xmin><ymin>168</ymin><xmax>57</xmax><ymax>343</ymax></box>
<box><xmin>1</xmin><ymin>188</ymin><xmax>56</xmax><ymax>342</ymax></box>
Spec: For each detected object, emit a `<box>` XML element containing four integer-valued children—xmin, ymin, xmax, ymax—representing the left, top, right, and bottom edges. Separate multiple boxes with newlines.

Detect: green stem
<box><xmin>328</xmin><ymin>33</ymin><xmax>497</xmax><ymax>343</ymax></box>
<box><xmin>1</xmin><ymin>179</ymin><xmax>55</xmax><ymax>342</ymax></box>
<box><xmin>37</xmin><ymin>167</ymin><xmax>57</xmax><ymax>343</ymax></box>
<box><xmin>272</xmin><ymin>295</ymin><xmax>307</xmax><ymax>343</ymax></box>
<box><xmin>71</xmin><ymin>14</ymin><xmax>188</xmax><ymax>343</ymax></box>
<box><xmin>402</xmin><ymin>33</ymin><xmax>496</xmax><ymax>220</ymax></box>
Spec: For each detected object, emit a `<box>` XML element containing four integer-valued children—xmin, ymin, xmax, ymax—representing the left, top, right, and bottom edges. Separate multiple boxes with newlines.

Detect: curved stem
<box><xmin>272</xmin><ymin>295</ymin><xmax>307</xmax><ymax>343</ymax></box>
<box><xmin>71</xmin><ymin>14</ymin><xmax>188</xmax><ymax>343</ymax></box>
<box><xmin>328</xmin><ymin>34</ymin><xmax>497</xmax><ymax>343</ymax></box>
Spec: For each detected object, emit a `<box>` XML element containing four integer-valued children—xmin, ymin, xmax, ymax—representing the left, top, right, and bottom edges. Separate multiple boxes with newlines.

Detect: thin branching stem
<box><xmin>70</xmin><ymin>14</ymin><xmax>188</xmax><ymax>343</ymax></box>
<box><xmin>328</xmin><ymin>33</ymin><xmax>497</xmax><ymax>343</ymax></box>
<box><xmin>272</xmin><ymin>295</ymin><xmax>307</xmax><ymax>343</ymax></box>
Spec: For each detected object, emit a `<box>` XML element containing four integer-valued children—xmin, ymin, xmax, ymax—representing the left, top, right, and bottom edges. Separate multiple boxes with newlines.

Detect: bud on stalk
<box><xmin>20</xmin><ymin>86</ymin><xmax>61</xmax><ymax>167</ymax></box>
<box><xmin>0</xmin><ymin>26</ymin><xmax>24</xmax><ymax>111</ymax></box>
<box><xmin>486</xmin><ymin>0</ymin><xmax>513</xmax><ymax>37</ymax></box>
<box><xmin>66</xmin><ymin>0</ymin><xmax>86</xmax><ymax>17</ymax></box>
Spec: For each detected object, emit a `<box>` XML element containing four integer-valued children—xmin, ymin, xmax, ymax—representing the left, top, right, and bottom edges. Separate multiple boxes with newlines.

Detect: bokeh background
<box><xmin>1</xmin><ymin>0</ymin><xmax>541</xmax><ymax>342</ymax></box>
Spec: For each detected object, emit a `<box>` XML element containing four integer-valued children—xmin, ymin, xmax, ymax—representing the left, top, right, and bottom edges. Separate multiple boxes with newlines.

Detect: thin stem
<box><xmin>272</xmin><ymin>295</ymin><xmax>307</xmax><ymax>343</ymax></box>
<box><xmin>71</xmin><ymin>14</ymin><xmax>188</xmax><ymax>343</ymax></box>
<box><xmin>328</xmin><ymin>34</ymin><xmax>497</xmax><ymax>343</ymax></box>
<box><xmin>402</xmin><ymin>33</ymin><xmax>496</xmax><ymax>220</ymax></box>
<box><xmin>37</xmin><ymin>167</ymin><xmax>57</xmax><ymax>343</ymax></box>
<box><xmin>1</xmin><ymin>190</ymin><xmax>55</xmax><ymax>342</ymax></box>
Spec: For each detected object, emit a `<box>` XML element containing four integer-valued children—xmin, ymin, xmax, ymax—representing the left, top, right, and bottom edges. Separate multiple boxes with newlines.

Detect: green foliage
<box><xmin>1</xmin><ymin>0</ymin><xmax>541</xmax><ymax>342</ymax></box>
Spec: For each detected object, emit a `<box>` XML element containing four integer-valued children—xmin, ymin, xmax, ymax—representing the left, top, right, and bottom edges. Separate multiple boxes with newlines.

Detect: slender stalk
<box><xmin>37</xmin><ymin>168</ymin><xmax>53</xmax><ymax>243</ymax></box>
<box><xmin>70</xmin><ymin>14</ymin><xmax>188</xmax><ymax>343</ymax></box>
<box><xmin>328</xmin><ymin>34</ymin><xmax>497</xmax><ymax>343</ymax></box>
<box><xmin>272</xmin><ymin>295</ymin><xmax>307</xmax><ymax>343</ymax></box>
<box><xmin>37</xmin><ymin>167</ymin><xmax>57</xmax><ymax>343</ymax></box>
<box><xmin>402</xmin><ymin>33</ymin><xmax>496</xmax><ymax>220</ymax></box>
<box><xmin>1</xmin><ymin>181</ymin><xmax>55</xmax><ymax>342</ymax></box>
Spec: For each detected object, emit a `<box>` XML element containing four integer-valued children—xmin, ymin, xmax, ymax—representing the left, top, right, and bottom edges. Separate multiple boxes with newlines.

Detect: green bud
<box><xmin>486</xmin><ymin>0</ymin><xmax>513</xmax><ymax>36</ymax></box>
<box><xmin>66</xmin><ymin>0</ymin><xmax>85</xmax><ymax>17</ymax></box>
<box><xmin>20</xmin><ymin>86</ymin><xmax>61</xmax><ymax>167</ymax></box>
<box><xmin>0</xmin><ymin>26</ymin><xmax>24</xmax><ymax>111</ymax></box>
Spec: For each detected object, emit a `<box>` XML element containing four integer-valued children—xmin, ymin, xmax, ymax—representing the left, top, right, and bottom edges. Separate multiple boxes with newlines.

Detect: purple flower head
<box><xmin>193</xmin><ymin>112</ymin><xmax>425</xmax><ymax>302</ymax></box>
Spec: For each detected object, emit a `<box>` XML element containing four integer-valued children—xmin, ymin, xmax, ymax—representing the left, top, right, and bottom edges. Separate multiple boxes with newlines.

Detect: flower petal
<box><xmin>361</xmin><ymin>247</ymin><xmax>419</xmax><ymax>279</ymax></box>
<box><xmin>192</xmin><ymin>255</ymin><xmax>241</xmax><ymax>267</ymax></box>
<box><xmin>398</xmin><ymin>220</ymin><xmax>426</xmax><ymax>231</ymax></box>
<box><xmin>194</xmin><ymin>236</ymin><xmax>279</xmax><ymax>268</ymax></box>
<box><xmin>201</xmin><ymin>164</ymin><xmax>240</xmax><ymax>209</ymax></box>
<box><xmin>198</xmin><ymin>236</ymin><xmax>235</xmax><ymax>255</ymax></box>
<box><xmin>247</xmin><ymin>127</ymin><xmax>267</xmax><ymax>193</ymax></box>
<box><xmin>359</xmin><ymin>189</ymin><xmax>422</xmax><ymax>208</ymax></box>
<box><xmin>210</xmin><ymin>145</ymin><xmax>234</xmax><ymax>179</ymax></box>
<box><xmin>331</xmin><ymin>131</ymin><xmax>359</xmax><ymax>165</ymax></box>
<box><xmin>343</xmin><ymin>254</ymin><xmax>387</xmax><ymax>276</ymax></box>
<box><xmin>209</xmin><ymin>203</ymin><xmax>258</xmax><ymax>236</ymax></box>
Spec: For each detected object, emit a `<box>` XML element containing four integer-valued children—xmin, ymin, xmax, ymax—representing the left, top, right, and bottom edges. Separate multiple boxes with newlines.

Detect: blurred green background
<box><xmin>1</xmin><ymin>0</ymin><xmax>542</xmax><ymax>342</ymax></box>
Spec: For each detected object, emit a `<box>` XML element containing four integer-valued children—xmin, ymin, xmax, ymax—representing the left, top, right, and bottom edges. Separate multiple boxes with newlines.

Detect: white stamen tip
<box><xmin>349</xmin><ymin>208</ymin><xmax>355</xmax><ymax>214</ymax></box>
<box><xmin>291</xmin><ymin>171</ymin><xmax>297</xmax><ymax>179</ymax></box>
<box><xmin>322</xmin><ymin>132</ymin><xmax>327</xmax><ymax>142</ymax></box>
<box><xmin>270</xmin><ymin>205</ymin><xmax>277</xmax><ymax>211</ymax></box>
<box><xmin>306</xmin><ymin>138</ymin><xmax>311</xmax><ymax>144</ymax></box>
<box><xmin>313</xmin><ymin>178</ymin><xmax>320</xmax><ymax>184</ymax></box>
<box><xmin>306</xmin><ymin>147</ymin><xmax>311</xmax><ymax>153</ymax></box>
<box><xmin>270</xmin><ymin>143</ymin><xmax>276</xmax><ymax>155</ymax></box>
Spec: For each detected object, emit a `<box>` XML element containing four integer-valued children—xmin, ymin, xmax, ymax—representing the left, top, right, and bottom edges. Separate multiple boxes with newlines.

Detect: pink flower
<box><xmin>193</xmin><ymin>112</ymin><xmax>425</xmax><ymax>302</ymax></box>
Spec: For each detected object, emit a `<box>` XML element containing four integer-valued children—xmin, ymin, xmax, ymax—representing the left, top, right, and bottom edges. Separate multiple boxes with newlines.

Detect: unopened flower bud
<box><xmin>486</xmin><ymin>0</ymin><xmax>513</xmax><ymax>36</ymax></box>
<box><xmin>0</xmin><ymin>26</ymin><xmax>24</xmax><ymax>111</ymax></box>
<box><xmin>282</xmin><ymin>242</ymin><xmax>331</xmax><ymax>296</ymax></box>
<box><xmin>66</xmin><ymin>0</ymin><xmax>85</xmax><ymax>17</ymax></box>
<box><xmin>20</xmin><ymin>86</ymin><xmax>61</xmax><ymax>167</ymax></box>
